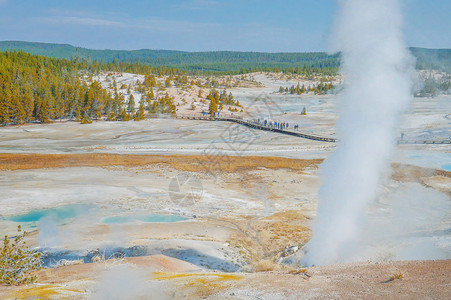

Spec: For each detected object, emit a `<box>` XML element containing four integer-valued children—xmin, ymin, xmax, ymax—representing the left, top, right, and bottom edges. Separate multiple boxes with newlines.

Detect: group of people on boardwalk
<box><xmin>197</xmin><ymin>112</ymin><xmax>303</xmax><ymax>132</ymax></box>
<box><xmin>253</xmin><ymin>119</ymin><xmax>302</xmax><ymax>131</ymax></box>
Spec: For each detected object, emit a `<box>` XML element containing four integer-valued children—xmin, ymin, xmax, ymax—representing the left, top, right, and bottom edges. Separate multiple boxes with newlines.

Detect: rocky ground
<box><xmin>0</xmin><ymin>76</ymin><xmax>449</xmax><ymax>299</ymax></box>
<box><xmin>1</xmin><ymin>257</ymin><xmax>450</xmax><ymax>299</ymax></box>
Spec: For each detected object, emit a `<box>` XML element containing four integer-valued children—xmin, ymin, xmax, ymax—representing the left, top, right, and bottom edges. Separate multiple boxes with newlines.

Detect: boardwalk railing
<box><xmin>175</xmin><ymin>114</ymin><xmax>337</xmax><ymax>143</ymax></box>
<box><xmin>171</xmin><ymin>113</ymin><xmax>451</xmax><ymax>145</ymax></box>
<box><xmin>397</xmin><ymin>140</ymin><xmax>451</xmax><ymax>145</ymax></box>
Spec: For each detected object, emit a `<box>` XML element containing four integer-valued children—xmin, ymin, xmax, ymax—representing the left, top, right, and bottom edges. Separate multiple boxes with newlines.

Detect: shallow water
<box><xmin>4</xmin><ymin>203</ymin><xmax>188</xmax><ymax>225</ymax></box>
<box><xmin>5</xmin><ymin>204</ymin><xmax>95</xmax><ymax>223</ymax></box>
<box><xmin>400</xmin><ymin>151</ymin><xmax>451</xmax><ymax>170</ymax></box>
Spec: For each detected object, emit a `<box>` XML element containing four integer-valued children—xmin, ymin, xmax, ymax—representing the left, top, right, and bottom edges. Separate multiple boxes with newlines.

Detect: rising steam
<box><xmin>302</xmin><ymin>0</ymin><xmax>414</xmax><ymax>266</ymax></box>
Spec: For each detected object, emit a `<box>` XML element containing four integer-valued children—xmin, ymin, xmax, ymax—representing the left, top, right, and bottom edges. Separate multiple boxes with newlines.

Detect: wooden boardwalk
<box><xmin>175</xmin><ymin>114</ymin><xmax>336</xmax><ymax>142</ymax></box>
<box><xmin>397</xmin><ymin>139</ymin><xmax>451</xmax><ymax>145</ymax></box>
<box><xmin>172</xmin><ymin>114</ymin><xmax>451</xmax><ymax>145</ymax></box>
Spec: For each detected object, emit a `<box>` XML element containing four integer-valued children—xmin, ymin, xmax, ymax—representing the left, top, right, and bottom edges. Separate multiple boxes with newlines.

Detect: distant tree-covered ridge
<box><xmin>410</xmin><ymin>48</ymin><xmax>451</xmax><ymax>72</ymax></box>
<box><xmin>416</xmin><ymin>73</ymin><xmax>451</xmax><ymax>97</ymax></box>
<box><xmin>0</xmin><ymin>41</ymin><xmax>338</xmax><ymax>75</ymax></box>
<box><xmin>1</xmin><ymin>41</ymin><xmax>450</xmax><ymax>73</ymax></box>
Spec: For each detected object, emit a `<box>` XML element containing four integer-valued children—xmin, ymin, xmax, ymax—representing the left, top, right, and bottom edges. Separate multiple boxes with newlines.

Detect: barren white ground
<box><xmin>0</xmin><ymin>76</ymin><xmax>449</xmax><ymax>299</ymax></box>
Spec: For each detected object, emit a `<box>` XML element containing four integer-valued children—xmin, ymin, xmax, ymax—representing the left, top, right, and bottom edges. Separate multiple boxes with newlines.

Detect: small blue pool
<box><xmin>442</xmin><ymin>164</ymin><xmax>451</xmax><ymax>172</ymax></box>
<box><xmin>6</xmin><ymin>204</ymin><xmax>95</xmax><ymax>223</ymax></box>
<box><xmin>3</xmin><ymin>205</ymin><xmax>188</xmax><ymax>226</ymax></box>
<box><xmin>101</xmin><ymin>214</ymin><xmax>188</xmax><ymax>224</ymax></box>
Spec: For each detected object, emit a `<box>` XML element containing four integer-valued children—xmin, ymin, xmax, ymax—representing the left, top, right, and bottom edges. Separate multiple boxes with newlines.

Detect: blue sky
<box><xmin>0</xmin><ymin>0</ymin><xmax>449</xmax><ymax>52</ymax></box>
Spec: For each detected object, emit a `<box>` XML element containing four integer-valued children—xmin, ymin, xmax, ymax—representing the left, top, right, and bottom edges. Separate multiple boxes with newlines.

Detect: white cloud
<box><xmin>32</xmin><ymin>10</ymin><xmax>308</xmax><ymax>51</ymax></box>
<box><xmin>37</xmin><ymin>16</ymin><xmax>125</xmax><ymax>27</ymax></box>
<box><xmin>36</xmin><ymin>13</ymin><xmax>219</xmax><ymax>34</ymax></box>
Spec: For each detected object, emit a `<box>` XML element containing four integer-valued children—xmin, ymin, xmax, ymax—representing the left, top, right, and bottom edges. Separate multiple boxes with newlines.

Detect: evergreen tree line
<box><xmin>0</xmin><ymin>51</ymin><xmax>170</xmax><ymax>125</ymax></box>
<box><xmin>0</xmin><ymin>41</ymin><xmax>341</xmax><ymax>65</ymax></box>
<box><xmin>104</xmin><ymin>80</ymin><xmax>146</xmax><ymax>122</ymax></box>
<box><xmin>416</xmin><ymin>75</ymin><xmax>451</xmax><ymax>97</ymax></box>
<box><xmin>148</xmin><ymin>92</ymin><xmax>177</xmax><ymax>115</ymax></box>
<box><xmin>1</xmin><ymin>42</ymin><xmax>341</xmax><ymax>76</ymax></box>
<box><xmin>0</xmin><ymin>51</ymin><xmax>114</xmax><ymax>124</ymax></box>
<box><xmin>207</xmin><ymin>88</ymin><xmax>241</xmax><ymax>115</ymax></box>
<box><xmin>3</xmin><ymin>42</ymin><xmax>451</xmax><ymax>74</ymax></box>
<box><xmin>80</xmin><ymin>58</ymin><xmax>339</xmax><ymax>76</ymax></box>
<box><xmin>0</xmin><ymin>51</ymin><xmax>254</xmax><ymax>125</ymax></box>
<box><xmin>279</xmin><ymin>82</ymin><xmax>334</xmax><ymax>95</ymax></box>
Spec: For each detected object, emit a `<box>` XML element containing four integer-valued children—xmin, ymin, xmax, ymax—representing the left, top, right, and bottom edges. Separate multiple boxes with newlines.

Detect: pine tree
<box><xmin>165</xmin><ymin>76</ymin><xmax>172</xmax><ymax>87</ymax></box>
<box><xmin>12</xmin><ymin>91</ymin><xmax>26</xmax><ymax>124</ymax></box>
<box><xmin>135</xmin><ymin>103</ymin><xmax>145</xmax><ymax>121</ymax></box>
<box><xmin>139</xmin><ymin>94</ymin><xmax>146</xmax><ymax>108</ymax></box>
<box><xmin>35</xmin><ymin>96</ymin><xmax>50</xmax><ymax>123</ymax></box>
<box><xmin>301</xmin><ymin>84</ymin><xmax>306</xmax><ymax>93</ymax></box>
<box><xmin>0</xmin><ymin>91</ymin><xmax>9</xmax><ymax>125</ymax></box>
<box><xmin>209</xmin><ymin>98</ymin><xmax>218</xmax><ymax>115</ymax></box>
<box><xmin>22</xmin><ymin>87</ymin><xmax>34</xmax><ymax>121</ymax></box>
<box><xmin>147</xmin><ymin>88</ymin><xmax>155</xmax><ymax>108</ymax></box>
<box><xmin>2</xmin><ymin>88</ymin><xmax>13</xmax><ymax>124</ymax></box>
<box><xmin>127</xmin><ymin>94</ymin><xmax>135</xmax><ymax>113</ymax></box>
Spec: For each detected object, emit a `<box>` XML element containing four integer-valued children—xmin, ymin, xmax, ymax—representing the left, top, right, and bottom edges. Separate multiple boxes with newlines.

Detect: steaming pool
<box><xmin>395</xmin><ymin>151</ymin><xmax>451</xmax><ymax>172</ymax></box>
<box><xmin>2</xmin><ymin>204</ymin><xmax>189</xmax><ymax>227</ymax></box>
<box><xmin>5</xmin><ymin>204</ymin><xmax>96</xmax><ymax>224</ymax></box>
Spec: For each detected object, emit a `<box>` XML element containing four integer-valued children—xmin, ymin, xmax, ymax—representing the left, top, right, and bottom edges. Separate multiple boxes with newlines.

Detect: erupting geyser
<box><xmin>301</xmin><ymin>0</ymin><xmax>414</xmax><ymax>266</ymax></box>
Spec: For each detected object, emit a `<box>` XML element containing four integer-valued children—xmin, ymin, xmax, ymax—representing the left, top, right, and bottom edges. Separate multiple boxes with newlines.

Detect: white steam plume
<box><xmin>38</xmin><ymin>215</ymin><xmax>62</xmax><ymax>248</ymax></box>
<box><xmin>302</xmin><ymin>0</ymin><xmax>414</xmax><ymax>266</ymax></box>
<box><xmin>94</xmin><ymin>264</ymin><xmax>169</xmax><ymax>300</ymax></box>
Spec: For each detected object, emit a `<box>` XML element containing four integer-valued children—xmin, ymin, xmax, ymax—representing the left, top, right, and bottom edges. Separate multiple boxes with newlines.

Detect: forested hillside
<box><xmin>1</xmin><ymin>41</ymin><xmax>451</xmax><ymax>73</ymax></box>
<box><xmin>0</xmin><ymin>41</ymin><xmax>339</xmax><ymax>74</ymax></box>
<box><xmin>0</xmin><ymin>51</ymin><xmax>114</xmax><ymax>125</ymax></box>
<box><xmin>1</xmin><ymin>43</ymin><xmax>449</xmax><ymax>126</ymax></box>
<box><xmin>410</xmin><ymin>47</ymin><xmax>451</xmax><ymax>72</ymax></box>
<box><xmin>0</xmin><ymin>51</ymin><xmax>241</xmax><ymax>126</ymax></box>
